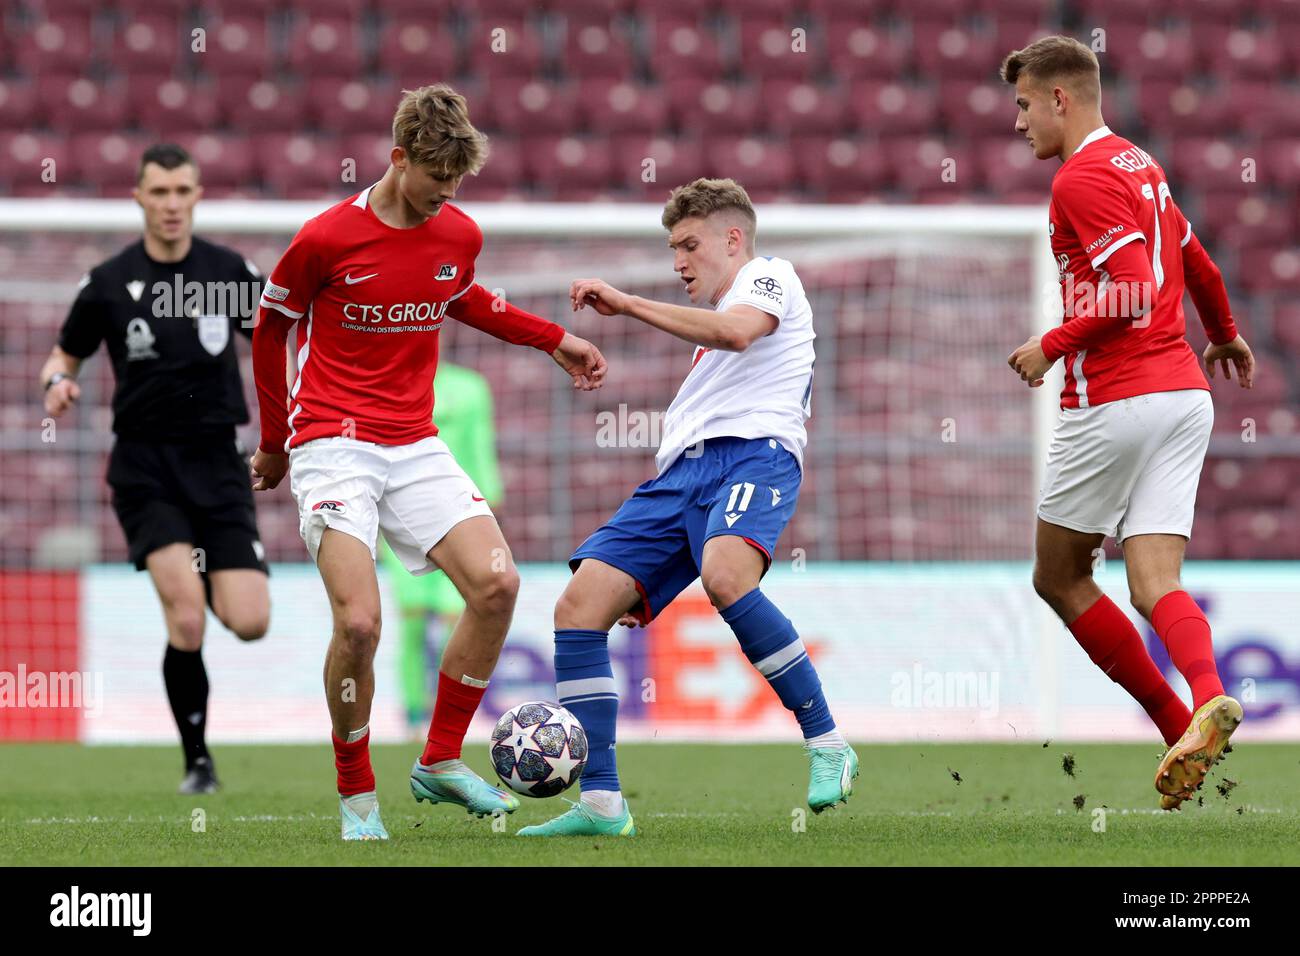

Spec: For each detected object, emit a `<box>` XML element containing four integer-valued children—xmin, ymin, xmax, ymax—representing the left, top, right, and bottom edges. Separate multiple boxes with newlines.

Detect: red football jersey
<box><xmin>254</xmin><ymin>187</ymin><xmax>563</xmax><ymax>451</ymax></box>
<box><xmin>1044</xmin><ymin>126</ymin><xmax>1212</xmax><ymax>409</ymax></box>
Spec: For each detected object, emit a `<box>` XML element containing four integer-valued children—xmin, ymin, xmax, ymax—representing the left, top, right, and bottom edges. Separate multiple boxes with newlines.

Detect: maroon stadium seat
<box><xmin>807</xmin><ymin>0</ymin><xmax>888</xmax><ymax>18</ymax></box>
<box><xmin>1235</xmin><ymin>244</ymin><xmax>1300</xmax><ymax>294</ymax></box>
<box><xmin>913</xmin><ymin>23</ymin><xmax>1000</xmax><ymax>81</ymax></box>
<box><xmin>285</xmin><ymin>15</ymin><xmax>368</xmax><ymax>78</ymax></box>
<box><xmin>939</xmin><ymin>80</ymin><xmax>1014</xmax><ymax>136</ymax></box>
<box><xmin>13</xmin><ymin>15</ymin><xmax>96</xmax><ymax>77</ymax></box>
<box><xmin>374</xmin><ymin>21</ymin><xmax>461</xmax><ymax>82</ymax></box>
<box><xmin>646</xmin><ymin>18</ymin><xmax>728</xmax><ymax>81</ymax></box>
<box><xmin>459</xmin><ymin>135</ymin><xmax>525</xmax><ymax>201</ymax></box>
<box><xmin>371</xmin><ymin>0</ymin><xmax>457</xmax><ymax>16</ymax></box>
<box><xmin>108</xmin><ymin>14</ymin><xmax>184</xmax><ymax>75</ymax></box>
<box><xmin>848</xmin><ymin>81</ymin><xmax>939</xmax><ymax>136</ymax></box>
<box><xmin>129</xmin><ymin>77</ymin><xmax>221</xmax><ymax>134</ymax></box>
<box><xmin>40</xmin><ymin>75</ymin><xmax>131</xmax><ymax>133</ymax></box>
<box><xmin>1165</xmin><ymin>137</ymin><xmax>1259</xmax><ymax>194</ymax></box>
<box><xmin>611</xmin><ymin>134</ymin><xmax>707</xmax><ymax>199</ymax></box>
<box><xmin>255</xmin><ymin>133</ymin><xmax>347</xmax><ymax>198</ymax></box>
<box><xmin>215</xmin><ymin>76</ymin><xmax>307</xmax><ymax>130</ymax></box>
<box><xmin>1106</xmin><ymin>27</ymin><xmax>1197</xmax><ymax>81</ymax></box>
<box><xmin>793</xmin><ymin>136</ymin><xmax>892</xmax><ymax>200</ymax></box>
<box><xmin>736</xmin><ymin>20</ymin><xmax>819</xmax><ymax>82</ymax></box>
<box><xmin>704</xmin><ymin>136</ymin><xmax>797</xmax><ymax>197</ymax></box>
<box><xmin>992</xmin><ymin>20</ymin><xmax>1056</xmax><ymax>60</ymax></box>
<box><xmin>578</xmin><ymin>81</ymin><xmax>670</xmax><ymax>135</ymax></box>
<box><xmin>560</xmin><ymin>21</ymin><xmax>638</xmax><ymax>81</ymax></box>
<box><xmin>523</xmin><ymin>135</ymin><xmax>618</xmax><ymax>200</ymax></box>
<box><xmin>824</xmin><ymin>23</ymin><xmax>910</xmax><ymax>81</ymax></box>
<box><xmin>677</xmin><ymin>83</ymin><xmax>763</xmax><ymax>137</ymax></box>
<box><xmin>1201</xmin><ymin>29</ymin><xmax>1287</xmax><ymax>81</ymax></box>
<box><xmin>483</xmin><ymin>79</ymin><xmax>580</xmax><ymax>136</ymax></box>
<box><xmin>305</xmin><ymin>79</ymin><xmax>394</xmax><ymax>136</ymax></box>
<box><xmin>763</xmin><ymin>81</ymin><xmax>847</xmax><ymax>137</ymax></box>
<box><xmin>0</xmin><ymin>81</ymin><xmax>38</xmax><ymax>130</ymax></box>
<box><xmin>887</xmin><ymin>135</ymin><xmax>979</xmax><ymax>196</ymax></box>
<box><xmin>203</xmin><ymin>14</ymin><xmax>274</xmax><ymax>77</ymax></box>
<box><xmin>978</xmin><ymin>137</ymin><xmax>1056</xmax><ymax>197</ymax></box>
<box><xmin>461</xmin><ymin>18</ymin><xmax>548</xmax><ymax>81</ymax></box>
<box><xmin>68</xmin><ymin>132</ymin><xmax>151</xmax><ymax>192</ymax></box>
<box><xmin>174</xmin><ymin>132</ymin><xmax>257</xmax><ymax>189</ymax></box>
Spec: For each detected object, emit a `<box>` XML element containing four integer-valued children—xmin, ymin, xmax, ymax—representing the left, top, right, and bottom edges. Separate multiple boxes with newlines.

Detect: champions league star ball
<box><xmin>490</xmin><ymin>701</ymin><xmax>588</xmax><ymax>798</ymax></box>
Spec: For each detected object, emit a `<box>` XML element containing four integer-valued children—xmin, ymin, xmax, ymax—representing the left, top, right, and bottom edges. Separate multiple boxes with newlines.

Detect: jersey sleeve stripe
<box><xmin>1180</xmin><ymin>222</ymin><xmax>1193</xmax><ymax>247</ymax></box>
<box><xmin>260</xmin><ymin>298</ymin><xmax>305</xmax><ymax>319</ymax></box>
<box><xmin>1089</xmin><ymin>230</ymin><xmax>1145</xmax><ymax>269</ymax></box>
<box><xmin>447</xmin><ymin>281</ymin><xmax>475</xmax><ymax>302</ymax></box>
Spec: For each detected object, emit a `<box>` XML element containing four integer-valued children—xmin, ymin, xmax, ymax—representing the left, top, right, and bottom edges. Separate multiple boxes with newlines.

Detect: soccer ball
<box><xmin>490</xmin><ymin>701</ymin><xmax>587</xmax><ymax>798</ymax></box>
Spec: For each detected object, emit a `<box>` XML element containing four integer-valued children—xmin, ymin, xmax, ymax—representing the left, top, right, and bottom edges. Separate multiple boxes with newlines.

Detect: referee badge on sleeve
<box><xmin>197</xmin><ymin>314</ymin><xmax>230</xmax><ymax>356</ymax></box>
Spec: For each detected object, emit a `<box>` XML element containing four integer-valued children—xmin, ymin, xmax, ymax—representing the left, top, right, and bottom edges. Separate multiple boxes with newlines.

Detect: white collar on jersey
<box><xmin>1073</xmin><ymin>125</ymin><xmax>1114</xmax><ymax>155</ymax></box>
<box><xmin>352</xmin><ymin>184</ymin><xmax>377</xmax><ymax>208</ymax></box>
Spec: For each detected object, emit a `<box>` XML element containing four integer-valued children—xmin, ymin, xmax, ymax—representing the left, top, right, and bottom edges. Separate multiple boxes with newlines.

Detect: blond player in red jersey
<box><xmin>248</xmin><ymin>86</ymin><xmax>607</xmax><ymax>839</ymax></box>
<box><xmin>1001</xmin><ymin>37</ymin><xmax>1257</xmax><ymax>810</ymax></box>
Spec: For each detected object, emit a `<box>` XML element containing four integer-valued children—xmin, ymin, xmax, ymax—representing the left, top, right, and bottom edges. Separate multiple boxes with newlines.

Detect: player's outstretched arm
<box><xmin>570</xmin><ymin>278</ymin><xmax>775</xmax><ymax>351</ymax></box>
<box><xmin>1182</xmin><ymin>231</ymin><xmax>1253</xmax><ymax>389</ymax></box>
<box><xmin>446</xmin><ymin>284</ymin><xmax>605</xmax><ymax>390</ymax></box>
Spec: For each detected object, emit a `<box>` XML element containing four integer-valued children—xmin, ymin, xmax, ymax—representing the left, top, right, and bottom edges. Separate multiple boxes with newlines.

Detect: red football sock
<box><xmin>333</xmin><ymin>730</ymin><xmax>375</xmax><ymax>796</ymax></box>
<box><xmin>422</xmin><ymin>672</ymin><xmax>487</xmax><ymax>765</ymax></box>
<box><xmin>1068</xmin><ymin>595</ymin><xmax>1191</xmax><ymax>746</ymax></box>
<box><xmin>1151</xmin><ymin>591</ymin><xmax>1224</xmax><ymax>711</ymax></box>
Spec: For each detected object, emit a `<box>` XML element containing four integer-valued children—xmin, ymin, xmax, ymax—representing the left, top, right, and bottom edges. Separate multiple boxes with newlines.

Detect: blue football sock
<box><xmin>720</xmin><ymin>589</ymin><xmax>835</xmax><ymax>738</ymax></box>
<box><xmin>554</xmin><ymin>628</ymin><xmax>620</xmax><ymax>792</ymax></box>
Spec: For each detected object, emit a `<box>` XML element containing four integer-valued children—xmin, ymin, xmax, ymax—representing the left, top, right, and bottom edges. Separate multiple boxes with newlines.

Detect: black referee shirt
<box><xmin>58</xmin><ymin>237</ymin><xmax>264</xmax><ymax>442</ymax></box>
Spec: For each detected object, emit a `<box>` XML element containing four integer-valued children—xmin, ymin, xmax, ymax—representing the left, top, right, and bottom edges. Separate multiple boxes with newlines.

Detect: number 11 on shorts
<box><xmin>726</xmin><ymin>482</ymin><xmax>756</xmax><ymax>513</ymax></box>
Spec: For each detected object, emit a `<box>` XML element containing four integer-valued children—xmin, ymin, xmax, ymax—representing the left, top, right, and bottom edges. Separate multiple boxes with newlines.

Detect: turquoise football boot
<box><xmin>807</xmin><ymin>744</ymin><xmax>859</xmax><ymax>813</ymax></box>
<box><xmin>340</xmin><ymin>793</ymin><xmax>389</xmax><ymax>841</ymax></box>
<box><xmin>410</xmin><ymin>758</ymin><xmax>520</xmax><ymax>818</ymax></box>
<box><xmin>516</xmin><ymin>797</ymin><xmax>636</xmax><ymax>837</ymax></box>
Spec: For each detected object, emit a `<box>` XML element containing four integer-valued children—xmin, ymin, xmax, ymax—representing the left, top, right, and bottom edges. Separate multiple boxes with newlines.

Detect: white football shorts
<box><xmin>1037</xmin><ymin>388</ymin><xmax>1213</xmax><ymax>542</ymax></box>
<box><xmin>289</xmin><ymin>435</ymin><xmax>494</xmax><ymax>574</ymax></box>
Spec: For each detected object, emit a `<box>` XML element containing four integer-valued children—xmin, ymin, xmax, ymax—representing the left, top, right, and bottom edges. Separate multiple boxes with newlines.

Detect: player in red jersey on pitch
<box><xmin>1001</xmin><ymin>37</ymin><xmax>1256</xmax><ymax>810</ymax></box>
<box><xmin>248</xmin><ymin>85</ymin><xmax>607</xmax><ymax>839</ymax></box>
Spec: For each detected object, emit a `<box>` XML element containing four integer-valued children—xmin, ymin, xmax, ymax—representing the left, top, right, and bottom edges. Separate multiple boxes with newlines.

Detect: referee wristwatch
<box><xmin>44</xmin><ymin>372</ymin><xmax>73</xmax><ymax>391</ymax></box>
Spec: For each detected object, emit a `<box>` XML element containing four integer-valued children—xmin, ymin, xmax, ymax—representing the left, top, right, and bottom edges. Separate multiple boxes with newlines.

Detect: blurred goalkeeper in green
<box><xmin>381</xmin><ymin>361</ymin><xmax>503</xmax><ymax>735</ymax></box>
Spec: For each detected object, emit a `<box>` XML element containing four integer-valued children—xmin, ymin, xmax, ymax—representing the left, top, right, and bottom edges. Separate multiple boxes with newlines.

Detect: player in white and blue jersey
<box><xmin>519</xmin><ymin>178</ymin><xmax>857</xmax><ymax>837</ymax></box>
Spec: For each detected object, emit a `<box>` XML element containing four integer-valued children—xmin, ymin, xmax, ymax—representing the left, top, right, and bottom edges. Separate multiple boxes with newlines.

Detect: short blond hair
<box><xmin>1000</xmin><ymin>35</ymin><xmax>1101</xmax><ymax>103</ymax></box>
<box><xmin>392</xmin><ymin>84</ymin><xmax>488</xmax><ymax>178</ymax></box>
<box><xmin>661</xmin><ymin>177</ymin><xmax>757</xmax><ymax>237</ymax></box>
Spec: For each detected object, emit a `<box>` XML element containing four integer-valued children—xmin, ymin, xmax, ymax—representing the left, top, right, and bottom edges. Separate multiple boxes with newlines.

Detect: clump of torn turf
<box><xmin>1061</xmin><ymin>752</ymin><xmax>1077</xmax><ymax>778</ymax></box>
<box><xmin>1073</xmin><ymin>794</ymin><xmax>1086</xmax><ymax>812</ymax></box>
<box><xmin>947</xmin><ymin>767</ymin><xmax>962</xmax><ymax>785</ymax></box>
<box><xmin>1216</xmin><ymin>778</ymin><xmax>1238</xmax><ymax>800</ymax></box>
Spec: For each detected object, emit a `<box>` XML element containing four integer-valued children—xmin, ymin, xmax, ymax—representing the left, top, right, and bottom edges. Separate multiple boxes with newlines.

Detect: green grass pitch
<box><xmin>4</xmin><ymin>741</ymin><xmax>1298</xmax><ymax>866</ymax></box>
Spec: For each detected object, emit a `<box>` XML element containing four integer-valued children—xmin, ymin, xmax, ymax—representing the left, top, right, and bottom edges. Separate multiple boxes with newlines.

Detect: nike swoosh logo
<box><xmin>344</xmin><ymin>272</ymin><xmax>378</xmax><ymax>285</ymax></box>
<box><xmin>472</xmin><ymin>495</ymin><xmax>486</xmax><ymax>502</ymax></box>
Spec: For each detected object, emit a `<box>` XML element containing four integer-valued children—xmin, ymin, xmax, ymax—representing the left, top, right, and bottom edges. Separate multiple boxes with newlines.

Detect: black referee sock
<box><xmin>163</xmin><ymin>644</ymin><xmax>210</xmax><ymax>770</ymax></box>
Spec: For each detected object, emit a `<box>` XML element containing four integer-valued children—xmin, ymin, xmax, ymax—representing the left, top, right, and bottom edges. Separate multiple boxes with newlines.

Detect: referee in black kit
<box><xmin>39</xmin><ymin>144</ymin><xmax>271</xmax><ymax>794</ymax></box>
